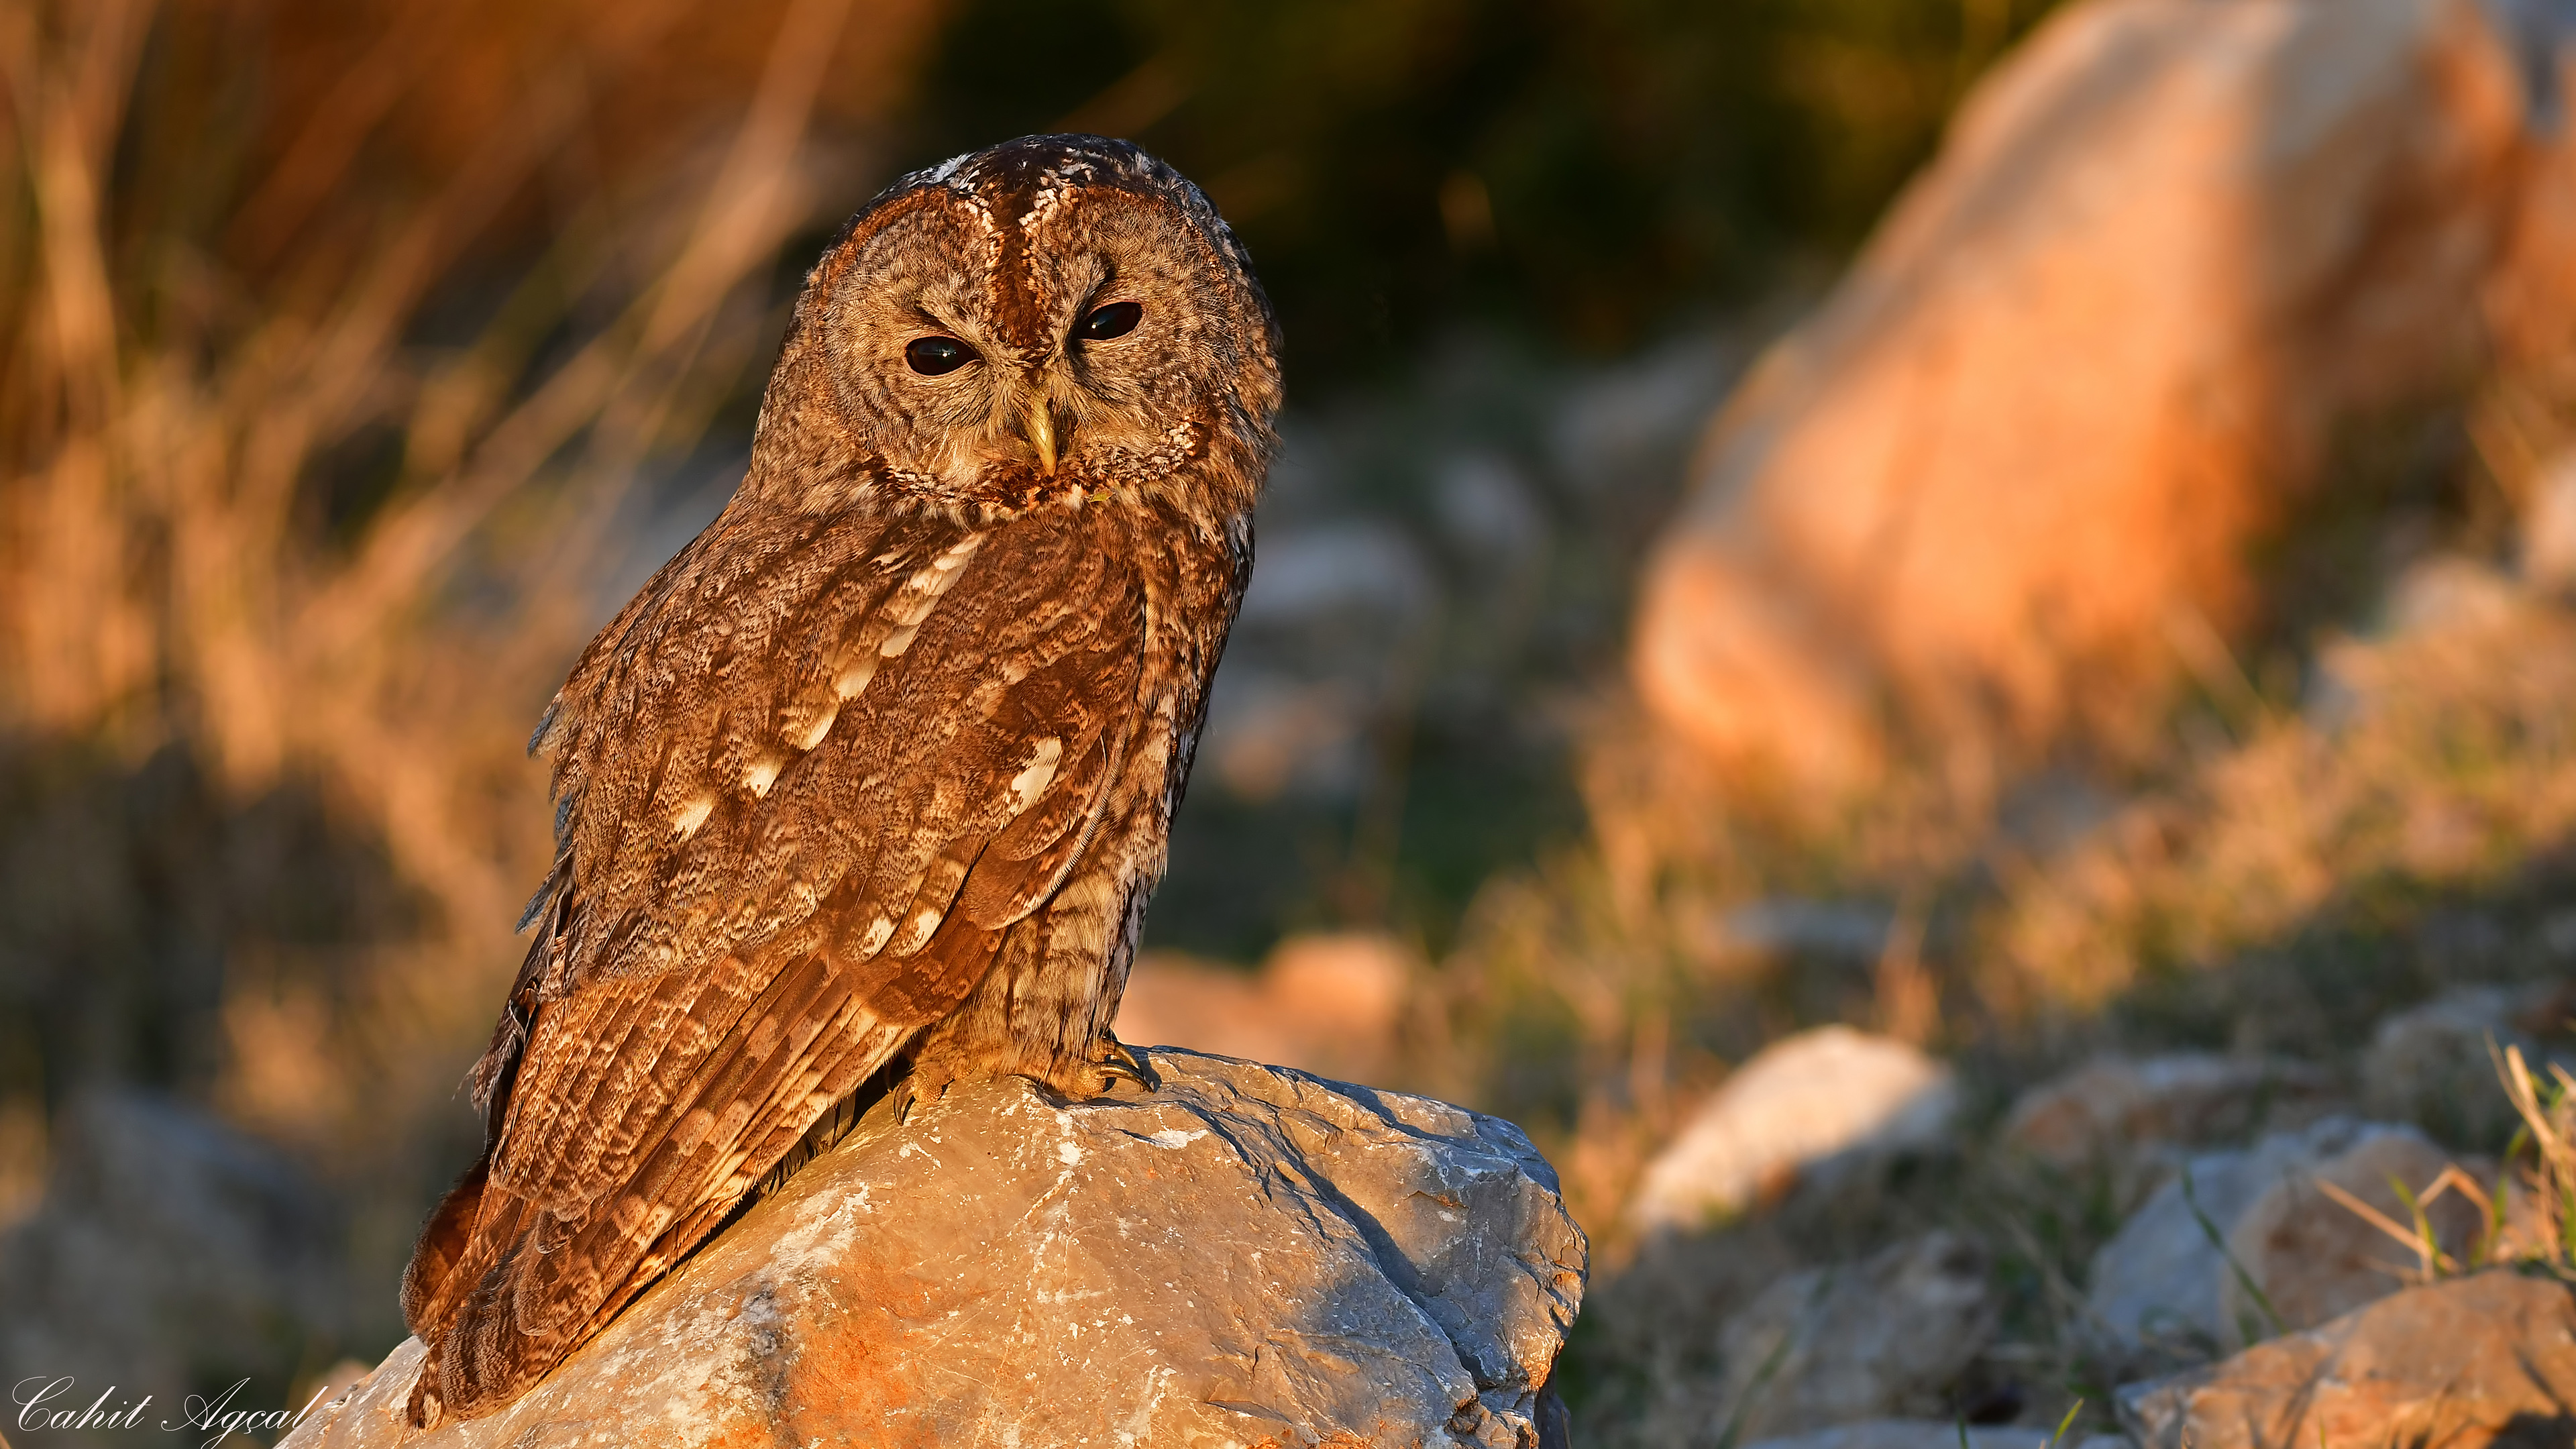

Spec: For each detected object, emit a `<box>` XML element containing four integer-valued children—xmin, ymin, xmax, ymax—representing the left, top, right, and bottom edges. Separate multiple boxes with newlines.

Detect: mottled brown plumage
<box><xmin>398</xmin><ymin>135</ymin><xmax>1281</xmax><ymax>1426</ymax></box>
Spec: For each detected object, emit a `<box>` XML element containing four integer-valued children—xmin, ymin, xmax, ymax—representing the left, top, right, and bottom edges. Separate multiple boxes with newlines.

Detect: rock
<box><xmin>2117</xmin><ymin>1269</ymin><xmax>2576</xmax><ymax>1448</ymax></box>
<box><xmin>1744</xmin><ymin>1424</ymin><xmax>2052</xmax><ymax>1449</ymax></box>
<box><xmin>1114</xmin><ymin>934</ymin><xmax>1413</xmax><ymax>1087</ymax></box>
<box><xmin>2363</xmin><ymin>983</ymin><xmax>2576</xmax><ymax>1148</ymax></box>
<box><xmin>1564</xmin><ymin>1219</ymin><xmax>1803</xmax><ymax>1443</ymax></box>
<box><xmin>2084</xmin><ymin>1118</ymin><xmax>2477</xmax><ymax>1358</ymax></box>
<box><xmin>285</xmin><ymin>1050</ymin><xmax>1586</xmax><ymax>1449</ymax></box>
<box><xmin>1630</xmin><ymin>1026</ymin><xmax>1956</xmax><ymax>1233</ymax></box>
<box><xmin>2002</xmin><ymin>1053</ymin><xmax>2337</xmax><ymax>1173</ymax></box>
<box><xmin>2086</xmin><ymin>1137</ymin><xmax>2279</xmax><ymax>1358</ymax></box>
<box><xmin>1713</xmin><ymin>1232</ymin><xmax>1999</xmax><ymax>1441</ymax></box>
<box><xmin>0</xmin><ymin>1091</ymin><xmax>351</xmax><ymax>1427</ymax></box>
<box><xmin>2082</xmin><ymin>1118</ymin><xmax>2354</xmax><ymax>1352</ymax></box>
<box><xmin>1628</xmin><ymin>0</ymin><xmax>2576</xmax><ymax>812</ymax></box>
<box><xmin>2382</xmin><ymin>556</ymin><xmax>2531</xmax><ymax>638</ymax></box>
<box><xmin>2220</xmin><ymin>1124</ymin><xmax>2484</xmax><ymax>1343</ymax></box>
<box><xmin>2524</xmin><ymin>451</ymin><xmax>2576</xmax><ymax>591</ymax></box>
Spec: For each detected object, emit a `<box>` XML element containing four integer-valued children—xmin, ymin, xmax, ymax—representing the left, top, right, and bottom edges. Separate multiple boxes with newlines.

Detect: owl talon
<box><xmin>1097</xmin><ymin>1035</ymin><xmax>1156</xmax><ymax>1091</ymax></box>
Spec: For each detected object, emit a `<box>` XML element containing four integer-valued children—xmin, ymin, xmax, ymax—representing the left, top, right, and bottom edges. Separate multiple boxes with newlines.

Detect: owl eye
<box><xmin>1075</xmin><ymin>301</ymin><xmax>1142</xmax><ymax>341</ymax></box>
<box><xmin>904</xmin><ymin>335</ymin><xmax>977</xmax><ymax>376</ymax></box>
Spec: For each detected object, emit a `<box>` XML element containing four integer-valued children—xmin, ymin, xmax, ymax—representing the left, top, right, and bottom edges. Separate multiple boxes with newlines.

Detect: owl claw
<box><xmin>1097</xmin><ymin>1034</ymin><xmax>1156</xmax><ymax>1091</ymax></box>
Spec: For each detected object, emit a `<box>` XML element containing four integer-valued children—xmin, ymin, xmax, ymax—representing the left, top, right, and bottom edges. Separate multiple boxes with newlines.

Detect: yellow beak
<box><xmin>1026</xmin><ymin>397</ymin><xmax>1057</xmax><ymax>477</ymax></box>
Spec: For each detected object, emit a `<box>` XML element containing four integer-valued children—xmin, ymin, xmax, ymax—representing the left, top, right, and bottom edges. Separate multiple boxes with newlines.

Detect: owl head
<box><xmin>749</xmin><ymin>135</ymin><xmax>1283</xmax><ymax>521</ymax></box>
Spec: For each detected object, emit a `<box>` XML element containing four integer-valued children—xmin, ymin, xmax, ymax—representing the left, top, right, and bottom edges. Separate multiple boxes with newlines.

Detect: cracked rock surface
<box><xmin>284</xmin><ymin>1049</ymin><xmax>1588</xmax><ymax>1449</ymax></box>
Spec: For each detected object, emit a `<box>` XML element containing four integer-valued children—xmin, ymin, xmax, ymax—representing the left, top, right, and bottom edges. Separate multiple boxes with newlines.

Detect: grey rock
<box><xmin>2219</xmin><ymin>1124</ymin><xmax>2482</xmax><ymax>1343</ymax></box>
<box><xmin>286</xmin><ymin>1050</ymin><xmax>1587</xmax><ymax>1449</ymax></box>
<box><xmin>2085</xmin><ymin>1118</ymin><xmax>2359</xmax><ymax>1354</ymax></box>
<box><xmin>1715</xmin><ymin>1231</ymin><xmax>1998</xmax><ymax>1441</ymax></box>
<box><xmin>2002</xmin><ymin>1053</ymin><xmax>2337</xmax><ymax>1174</ymax></box>
<box><xmin>2362</xmin><ymin>983</ymin><xmax>2575</xmax><ymax>1148</ymax></box>
<box><xmin>1631</xmin><ymin>1027</ymin><xmax>1957</xmax><ymax>1233</ymax></box>
<box><xmin>2084</xmin><ymin>1118</ymin><xmax>2458</xmax><ymax>1358</ymax></box>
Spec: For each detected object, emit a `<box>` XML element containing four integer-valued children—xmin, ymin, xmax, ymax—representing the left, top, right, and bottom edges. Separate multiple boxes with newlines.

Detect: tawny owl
<box><xmin>397</xmin><ymin>134</ymin><xmax>1281</xmax><ymax>1426</ymax></box>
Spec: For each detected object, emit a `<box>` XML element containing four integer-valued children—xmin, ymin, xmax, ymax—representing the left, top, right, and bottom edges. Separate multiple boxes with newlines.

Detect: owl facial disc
<box><xmin>756</xmin><ymin>134</ymin><xmax>1281</xmax><ymax>519</ymax></box>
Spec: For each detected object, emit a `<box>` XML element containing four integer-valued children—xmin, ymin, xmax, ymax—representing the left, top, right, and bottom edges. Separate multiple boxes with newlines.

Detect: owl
<box><xmin>396</xmin><ymin>135</ymin><xmax>1282</xmax><ymax>1426</ymax></box>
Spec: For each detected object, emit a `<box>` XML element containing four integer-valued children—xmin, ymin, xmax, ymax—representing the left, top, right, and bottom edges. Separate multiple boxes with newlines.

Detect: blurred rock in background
<box><xmin>1711</xmin><ymin>1230</ymin><xmax>2000</xmax><ymax>1441</ymax></box>
<box><xmin>2000</xmin><ymin>1053</ymin><xmax>2338</xmax><ymax>1179</ymax></box>
<box><xmin>2080</xmin><ymin>1117</ymin><xmax>2472</xmax><ymax>1364</ymax></box>
<box><xmin>1148</xmin><ymin>329</ymin><xmax>1752</xmax><ymax>962</ymax></box>
<box><xmin>2215</xmin><ymin>1123</ymin><xmax>2485</xmax><ymax>1344</ymax></box>
<box><xmin>1625</xmin><ymin>0</ymin><xmax>2576</xmax><ymax>833</ymax></box>
<box><xmin>1546</xmin><ymin>0</ymin><xmax>2576</xmax><ymax>1442</ymax></box>
<box><xmin>2359</xmin><ymin>981</ymin><xmax>2576</xmax><ymax>1147</ymax></box>
<box><xmin>2117</xmin><ymin>1271</ymin><xmax>2576</xmax><ymax>1449</ymax></box>
<box><xmin>1627</xmin><ymin>1026</ymin><xmax>1957</xmax><ymax>1234</ymax></box>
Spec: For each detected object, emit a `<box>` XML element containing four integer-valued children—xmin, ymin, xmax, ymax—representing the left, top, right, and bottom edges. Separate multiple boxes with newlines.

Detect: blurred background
<box><xmin>5</xmin><ymin>0</ymin><xmax>2576</xmax><ymax>1442</ymax></box>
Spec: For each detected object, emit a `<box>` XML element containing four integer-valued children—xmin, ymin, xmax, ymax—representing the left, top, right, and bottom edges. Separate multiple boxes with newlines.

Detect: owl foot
<box><xmin>1096</xmin><ymin>1033</ymin><xmax>1157</xmax><ymax>1091</ymax></box>
<box><xmin>892</xmin><ymin>1062</ymin><xmax>957</xmax><ymax>1124</ymax></box>
<box><xmin>405</xmin><ymin>1361</ymin><xmax>444</xmax><ymax>1434</ymax></box>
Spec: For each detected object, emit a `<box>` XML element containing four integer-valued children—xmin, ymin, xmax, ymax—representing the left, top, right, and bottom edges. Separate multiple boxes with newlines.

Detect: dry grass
<box><xmin>2496</xmin><ymin>1040</ymin><xmax>2576</xmax><ymax>1269</ymax></box>
<box><xmin>0</xmin><ymin>0</ymin><xmax>943</xmax><ymax>1359</ymax></box>
<box><xmin>1987</xmin><ymin>583</ymin><xmax>2576</xmax><ymax>1023</ymax></box>
<box><xmin>1</xmin><ymin>0</ymin><xmax>936</xmax><ymax>861</ymax></box>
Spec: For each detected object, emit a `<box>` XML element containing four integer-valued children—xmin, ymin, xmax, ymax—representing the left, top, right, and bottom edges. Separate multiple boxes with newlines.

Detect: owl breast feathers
<box><xmin>398</xmin><ymin>134</ymin><xmax>1281</xmax><ymax>1426</ymax></box>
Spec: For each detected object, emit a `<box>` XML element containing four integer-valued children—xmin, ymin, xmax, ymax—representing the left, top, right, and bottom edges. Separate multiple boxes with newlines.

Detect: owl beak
<box><xmin>1024</xmin><ymin>397</ymin><xmax>1058</xmax><ymax>477</ymax></box>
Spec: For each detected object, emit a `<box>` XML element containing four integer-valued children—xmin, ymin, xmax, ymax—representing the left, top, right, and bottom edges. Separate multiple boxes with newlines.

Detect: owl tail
<box><xmin>398</xmin><ymin>1158</ymin><xmax>488</xmax><ymax>1431</ymax></box>
<box><xmin>400</xmin><ymin>1157</ymin><xmax>489</xmax><ymax>1344</ymax></box>
<box><xmin>401</xmin><ymin>994</ymin><xmax>917</xmax><ymax>1426</ymax></box>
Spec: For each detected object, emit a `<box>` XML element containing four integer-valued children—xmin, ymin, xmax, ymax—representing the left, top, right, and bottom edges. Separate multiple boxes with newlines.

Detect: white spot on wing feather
<box><xmin>672</xmin><ymin>794</ymin><xmax>716</xmax><ymax>838</ymax></box>
<box><xmin>784</xmin><ymin>699</ymin><xmax>839</xmax><ymax>750</ymax></box>
<box><xmin>890</xmin><ymin>902</ymin><xmax>944</xmax><ymax>955</ymax></box>
<box><xmin>837</xmin><ymin>534</ymin><xmax>984</xmax><ymax>691</ymax></box>
<box><xmin>743</xmin><ymin>754</ymin><xmax>782</xmax><ymax>797</ymax></box>
<box><xmin>858</xmin><ymin>915</ymin><xmax>896</xmax><ymax>954</ymax></box>
<box><xmin>1006</xmin><ymin>738</ymin><xmax>1063</xmax><ymax>818</ymax></box>
<box><xmin>885</xmin><ymin>539</ymin><xmax>983</xmax><ymax>628</ymax></box>
<box><xmin>834</xmin><ymin>653</ymin><xmax>879</xmax><ymax>700</ymax></box>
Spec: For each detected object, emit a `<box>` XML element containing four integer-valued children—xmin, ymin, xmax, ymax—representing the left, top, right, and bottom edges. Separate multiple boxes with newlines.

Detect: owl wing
<box><xmin>403</xmin><ymin>502</ymin><xmax>1145</xmax><ymax>1421</ymax></box>
<box><xmin>546</xmin><ymin>498</ymin><xmax>1142</xmax><ymax>1000</ymax></box>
